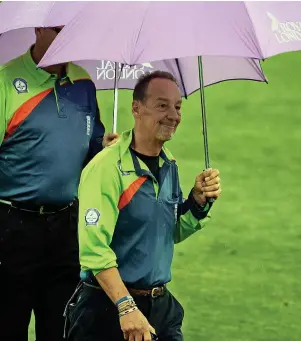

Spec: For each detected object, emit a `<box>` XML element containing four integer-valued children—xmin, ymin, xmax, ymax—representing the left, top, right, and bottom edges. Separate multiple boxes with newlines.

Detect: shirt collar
<box><xmin>21</xmin><ymin>47</ymin><xmax>75</xmax><ymax>86</ymax></box>
<box><xmin>118</xmin><ymin>129</ymin><xmax>175</xmax><ymax>173</ymax></box>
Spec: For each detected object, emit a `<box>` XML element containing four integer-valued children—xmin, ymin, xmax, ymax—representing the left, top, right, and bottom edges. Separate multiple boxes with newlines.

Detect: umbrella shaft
<box><xmin>198</xmin><ymin>56</ymin><xmax>210</xmax><ymax>169</ymax></box>
<box><xmin>113</xmin><ymin>89</ymin><xmax>118</xmax><ymax>134</ymax></box>
<box><xmin>112</xmin><ymin>63</ymin><xmax>122</xmax><ymax>133</ymax></box>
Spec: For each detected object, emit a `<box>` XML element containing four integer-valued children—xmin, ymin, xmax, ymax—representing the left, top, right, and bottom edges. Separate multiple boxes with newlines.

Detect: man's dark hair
<box><xmin>133</xmin><ymin>71</ymin><xmax>179</xmax><ymax>102</ymax></box>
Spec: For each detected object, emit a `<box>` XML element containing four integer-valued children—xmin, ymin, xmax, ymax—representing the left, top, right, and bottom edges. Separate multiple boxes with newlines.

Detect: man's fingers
<box><xmin>143</xmin><ymin>331</ymin><xmax>152</xmax><ymax>341</ymax></box>
<box><xmin>202</xmin><ymin>176</ymin><xmax>220</xmax><ymax>186</ymax></box>
<box><xmin>196</xmin><ymin>169</ymin><xmax>219</xmax><ymax>182</ymax></box>
<box><xmin>107</xmin><ymin>138</ymin><xmax>118</xmax><ymax>146</ymax></box>
<box><xmin>203</xmin><ymin>189</ymin><xmax>222</xmax><ymax>198</ymax></box>
<box><xmin>149</xmin><ymin>325</ymin><xmax>156</xmax><ymax>335</ymax></box>
<box><xmin>134</xmin><ymin>332</ymin><xmax>142</xmax><ymax>341</ymax></box>
<box><xmin>108</xmin><ymin>133</ymin><xmax>120</xmax><ymax>140</ymax></box>
<box><xmin>104</xmin><ymin>133</ymin><xmax>120</xmax><ymax>145</ymax></box>
<box><xmin>196</xmin><ymin>168</ymin><xmax>212</xmax><ymax>181</ymax></box>
<box><xmin>204</xmin><ymin>169</ymin><xmax>219</xmax><ymax>182</ymax></box>
<box><xmin>202</xmin><ymin>167</ymin><xmax>212</xmax><ymax>178</ymax></box>
<box><xmin>201</xmin><ymin>184</ymin><xmax>220</xmax><ymax>192</ymax></box>
<box><xmin>128</xmin><ymin>333</ymin><xmax>135</xmax><ymax>341</ymax></box>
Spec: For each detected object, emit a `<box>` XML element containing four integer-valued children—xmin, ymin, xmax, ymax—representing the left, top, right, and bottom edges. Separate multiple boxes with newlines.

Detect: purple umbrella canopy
<box><xmin>38</xmin><ymin>1</ymin><xmax>301</xmax><ymax>67</ymax></box>
<box><xmin>0</xmin><ymin>13</ymin><xmax>266</xmax><ymax>97</ymax></box>
<box><xmin>0</xmin><ymin>1</ymin><xmax>86</xmax><ymax>32</ymax></box>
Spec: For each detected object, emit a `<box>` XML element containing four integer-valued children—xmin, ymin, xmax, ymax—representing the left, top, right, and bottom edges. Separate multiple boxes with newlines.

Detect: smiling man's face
<box><xmin>133</xmin><ymin>78</ymin><xmax>182</xmax><ymax>142</ymax></box>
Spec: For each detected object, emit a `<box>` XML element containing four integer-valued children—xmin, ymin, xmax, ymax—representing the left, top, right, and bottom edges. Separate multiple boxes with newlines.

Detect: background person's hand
<box><xmin>120</xmin><ymin>309</ymin><xmax>156</xmax><ymax>341</ymax></box>
<box><xmin>192</xmin><ymin>168</ymin><xmax>221</xmax><ymax>206</ymax></box>
<box><xmin>102</xmin><ymin>133</ymin><xmax>120</xmax><ymax>148</ymax></box>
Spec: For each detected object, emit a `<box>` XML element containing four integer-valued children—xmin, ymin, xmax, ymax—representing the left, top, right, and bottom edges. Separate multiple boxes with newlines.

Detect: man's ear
<box><xmin>132</xmin><ymin>100</ymin><xmax>141</xmax><ymax>119</ymax></box>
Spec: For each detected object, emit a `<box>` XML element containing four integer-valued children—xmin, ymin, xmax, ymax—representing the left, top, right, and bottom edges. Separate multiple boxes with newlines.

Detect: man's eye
<box><xmin>176</xmin><ymin>106</ymin><xmax>181</xmax><ymax>111</ymax></box>
<box><xmin>159</xmin><ymin>104</ymin><xmax>167</xmax><ymax>109</ymax></box>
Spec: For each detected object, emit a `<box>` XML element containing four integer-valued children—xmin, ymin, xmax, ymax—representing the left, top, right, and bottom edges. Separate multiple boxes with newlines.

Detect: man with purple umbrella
<box><xmin>0</xmin><ymin>26</ymin><xmax>118</xmax><ymax>341</ymax></box>
<box><xmin>64</xmin><ymin>71</ymin><xmax>221</xmax><ymax>341</ymax></box>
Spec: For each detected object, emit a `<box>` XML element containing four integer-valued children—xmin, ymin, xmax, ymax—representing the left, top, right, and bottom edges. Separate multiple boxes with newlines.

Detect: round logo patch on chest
<box><xmin>13</xmin><ymin>78</ymin><xmax>28</xmax><ymax>94</ymax></box>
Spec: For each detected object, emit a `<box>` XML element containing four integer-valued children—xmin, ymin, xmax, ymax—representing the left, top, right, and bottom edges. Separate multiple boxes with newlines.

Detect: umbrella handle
<box><xmin>202</xmin><ymin>168</ymin><xmax>215</xmax><ymax>205</ymax></box>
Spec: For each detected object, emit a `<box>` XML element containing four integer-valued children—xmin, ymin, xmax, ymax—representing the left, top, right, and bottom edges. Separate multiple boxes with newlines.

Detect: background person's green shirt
<box><xmin>0</xmin><ymin>49</ymin><xmax>105</xmax><ymax>204</ymax></box>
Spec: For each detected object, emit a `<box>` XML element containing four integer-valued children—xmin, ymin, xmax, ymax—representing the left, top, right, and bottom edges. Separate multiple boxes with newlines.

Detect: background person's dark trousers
<box><xmin>0</xmin><ymin>201</ymin><xmax>80</xmax><ymax>341</ymax></box>
<box><xmin>66</xmin><ymin>283</ymin><xmax>185</xmax><ymax>341</ymax></box>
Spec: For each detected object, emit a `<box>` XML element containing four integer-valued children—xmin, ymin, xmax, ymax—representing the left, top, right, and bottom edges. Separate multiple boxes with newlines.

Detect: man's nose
<box><xmin>167</xmin><ymin>108</ymin><xmax>180</xmax><ymax>121</ymax></box>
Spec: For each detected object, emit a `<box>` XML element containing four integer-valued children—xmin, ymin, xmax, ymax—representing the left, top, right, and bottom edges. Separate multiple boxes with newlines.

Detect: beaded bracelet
<box><xmin>115</xmin><ymin>295</ymin><xmax>133</xmax><ymax>307</ymax></box>
<box><xmin>118</xmin><ymin>300</ymin><xmax>137</xmax><ymax>313</ymax></box>
<box><xmin>119</xmin><ymin>306</ymin><xmax>138</xmax><ymax>317</ymax></box>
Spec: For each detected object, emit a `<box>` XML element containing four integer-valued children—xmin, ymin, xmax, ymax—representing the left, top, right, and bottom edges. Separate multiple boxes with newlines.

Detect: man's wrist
<box><xmin>116</xmin><ymin>295</ymin><xmax>138</xmax><ymax>317</ymax></box>
<box><xmin>187</xmin><ymin>189</ymin><xmax>212</xmax><ymax>220</ymax></box>
<box><xmin>192</xmin><ymin>188</ymin><xmax>207</xmax><ymax>207</ymax></box>
<box><xmin>115</xmin><ymin>295</ymin><xmax>133</xmax><ymax>306</ymax></box>
<box><xmin>119</xmin><ymin>306</ymin><xmax>138</xmax><ymax>317</ymax></box>
<box><xmin>191</xmin><ymin>189</ymin><xmax>207</xmax><ymax>208</ymax></box>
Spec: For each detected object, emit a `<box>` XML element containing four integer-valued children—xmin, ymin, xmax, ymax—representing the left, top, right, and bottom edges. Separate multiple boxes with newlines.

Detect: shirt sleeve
<box><xmin>174</xmin><ymin>188</ymin><xmax>213</xmax><ymax>244</ymax></box>
<box><xmin>85</xmin><ymin>102</ymin><xmax>105</xmax><ymax>165</ymax></box>
<box><xmin>78</xmin><ymin>158</ymin><xmax>121</xmax><ymax>276</ymax></box>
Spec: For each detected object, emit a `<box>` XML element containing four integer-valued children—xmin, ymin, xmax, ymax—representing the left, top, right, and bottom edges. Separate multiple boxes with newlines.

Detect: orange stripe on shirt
<box><xmin>4</xmin><ymin>88</ymin><xmax>53</xmax><ymax>140</ymax></box>
<box><xmin>118</xmin><ymin>176</ymin><xmax>148</xmax><ymax>210</ymax></box>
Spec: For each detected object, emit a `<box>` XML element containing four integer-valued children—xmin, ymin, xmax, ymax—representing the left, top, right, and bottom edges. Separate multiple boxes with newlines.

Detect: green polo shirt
<box><xmin>79</xmin><ymin>130</ymin><xmax>212</xmax><ymax>287</ymax></box>
<box><xmin>0</xmin><ymin>48</ymin><xmax>105</xmax><ymax>204</ymax></box>
<box><xmin>0</xmin><ymin>47</ymin><xmax>90</xmax><ymax>144</ymax></box>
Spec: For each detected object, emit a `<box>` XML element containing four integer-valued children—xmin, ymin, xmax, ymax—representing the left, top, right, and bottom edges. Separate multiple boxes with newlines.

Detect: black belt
<box><xmin>83</xmin><ymin>281</ymin><xmax>166</xmax><ymax>298</ymax></box>
<box><xmin>83</xmin><ymin>275</ymin><xmax>167</xmax><ymax>298</ymax></box>
<box><xmin>128</xmin><ymin>286</ymin><xmax>166</xmax><ymax>298</ymax></box>
<box><xmin>0</xmin><ymin>198</ymin><xmax>75</xmax><ymax>215</ymax></box>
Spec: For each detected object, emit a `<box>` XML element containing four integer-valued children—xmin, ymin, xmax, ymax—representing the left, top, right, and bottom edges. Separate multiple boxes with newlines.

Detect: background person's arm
<box><xmin>85</xmin><ymin>103</ymin><xmax>120</xmax><ymax>165</ymax></box>
<box><xmin>0</xmin><ymin>81</ymin><xmax>7</xmax><ymax>145</ymax></box>
<box><xmin>85</xmin><ymin>104</ymin><xmax>105</xmax><ymax>164</ymax></box>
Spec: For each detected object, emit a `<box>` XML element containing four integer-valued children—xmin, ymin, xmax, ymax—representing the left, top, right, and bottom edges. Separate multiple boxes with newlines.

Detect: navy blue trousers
<box><xmin>66</xmin><ymin>283</ymin><xmax>185</xmax><ymax>341</ymax></box>
<box><xmin>0</xmin><ymin>202</ymin><xmax>80</xmax><ymax>341</ymax></box>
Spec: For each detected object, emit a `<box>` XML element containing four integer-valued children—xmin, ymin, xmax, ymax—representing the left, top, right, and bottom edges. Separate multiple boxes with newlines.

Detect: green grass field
<box><xmin>29</xmin><ymin>52</ymin><xmax>301</xmax><ymax>341</ymax></box>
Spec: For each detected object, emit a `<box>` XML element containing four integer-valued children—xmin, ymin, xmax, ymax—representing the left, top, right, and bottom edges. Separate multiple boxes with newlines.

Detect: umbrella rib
<box><xmin>243</xmin><ymin>2</ymin><xmax>264</xmax><ymax>58</ymax></box>
<box><xmin>175</xmin><ymin>58</ymin><xmax>188</xmax><ymax>99</ymax></box>
<box><xmin>131</xmin><ymin>2</ymin><xmax>150</xmax><ymax>64</ymax></box>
